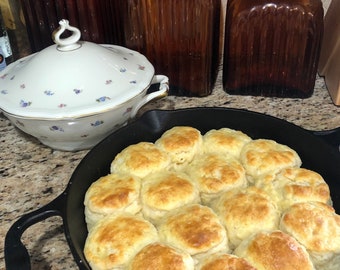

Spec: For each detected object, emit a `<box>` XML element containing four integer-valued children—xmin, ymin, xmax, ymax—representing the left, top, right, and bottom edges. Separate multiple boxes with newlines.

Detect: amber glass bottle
<box><xmin>20</xmin><ymin>0</ymin><xmax>105</xmax><ymax>52</ymax></box>
<box><xmin>120</xmin><ymin>0</ymin><xmax>221</xmax><ymax>97</ymax></box>
<box><xmin>223</xmin><ymin>0</ymin><xmax>323</xmax><ymax>98</ymax></box>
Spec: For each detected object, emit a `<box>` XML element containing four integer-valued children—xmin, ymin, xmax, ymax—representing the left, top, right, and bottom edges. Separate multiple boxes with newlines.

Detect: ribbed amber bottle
<box><xmin>20</xmin><ymin>0</ymin><xmax>106</xmax><ymax>52</ymax></box>
<box><xmin>223</xmin><ymin>0</ymin><xmax>323</xmax><ymax>98</ymax></box>
<box><xmin>120</xmin><ymin>0</ymin><xmax>221</xmax><ymax>97</ymax></box>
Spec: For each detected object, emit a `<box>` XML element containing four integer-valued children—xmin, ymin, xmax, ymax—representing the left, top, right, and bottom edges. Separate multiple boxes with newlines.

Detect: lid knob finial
<box><xmin>53</xmin><ymin>19</ymin><xmax>82</xmax><ymax>51</ymax></box>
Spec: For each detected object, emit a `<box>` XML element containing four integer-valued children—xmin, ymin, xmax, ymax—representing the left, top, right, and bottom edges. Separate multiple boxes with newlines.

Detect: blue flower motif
<box><xmin>44</xmin><ymin>90</ymin><xmax>54</xmax><ymax>96</ymax></box>
<box><xmin>130</xmin><ymin>80</ymin><xmax>137</xmax><ymax>84</ymax></box>
<box><xmin>91</xmin><ymin>120</ymin><xmax>104</xmax><ymax>127</ymax></box>
<box><xmin>120</xmin><ymin>68</ymin><xmax>127</xmax><ymax>73</ymax></box>
<box><xmin>20</xmin><ymin>100</ymin><xmax>31</xmax><ymax>107</ymax></box>
<box><xmin>49</xmin><ymin>126</ymin><xmax>64</xmax><ymax>132</ymax></box>
<box><xmin>96</xmin><ymin>96</ymin><xmax>111</xmax><ymax>102</ymax></box>
<box><xmin>1</xmin><ymin>90</ymin><xmax>8</xmax><ymax>94</ymax></box>
<box><xmin>73</xmin><ymin>88</ymin><xmax>82</xmax><ymax>94</ymax></box>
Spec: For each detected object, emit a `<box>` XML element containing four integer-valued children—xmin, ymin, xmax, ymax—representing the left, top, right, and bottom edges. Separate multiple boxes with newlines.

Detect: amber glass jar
<box><xmin>117</xmin><ymin>0</ymin><xmax>221</xmax><ymax>97</ymax></box>
<box><xmin>223</xmin><ymin>0</ymin><xmax>323</xmax><ymax>98</ymax></box>
<box><xmin>18</xmin><ymin>1</ymin><xmax>221</xmax><ymax>96</ymax></box>
<box><xmin>20</xmin><ymin>0</ymin><xmax>106</xmax><ymax>52</ymax></box>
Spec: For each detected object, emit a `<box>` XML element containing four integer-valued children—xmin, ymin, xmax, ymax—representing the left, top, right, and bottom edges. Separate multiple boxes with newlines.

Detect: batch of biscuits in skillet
<box><xmin>82</xmin><ymin>126</ymin><xmax>340</xmax><ymax>270</ymax></box>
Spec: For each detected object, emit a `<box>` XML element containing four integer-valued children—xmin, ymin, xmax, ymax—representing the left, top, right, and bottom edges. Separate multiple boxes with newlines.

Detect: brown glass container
<box><xmin>223</xmin><ymin>0</ymin><xmax>324</xmax><ymax>98</ymax></box>
<box><xmin>18</xmin><ymin>0</ymin><xmax>221</xmax><ymax>97</ymax></box>
<box><xmin>20</xmin><ymin>0</ymin><xmax>106</xmax><ymax>52</ymax></box>
<box><xmin>117</xmin><ymin>0</ymin><xmax>221</xmax><ymax>97</ymax></box>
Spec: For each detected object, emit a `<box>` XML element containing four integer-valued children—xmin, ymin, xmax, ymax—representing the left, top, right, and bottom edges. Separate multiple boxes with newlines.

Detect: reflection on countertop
<box><xmin>1</xmin><ymin>71</ymin><xmax>339</xmax><ymax>269</ymax></box>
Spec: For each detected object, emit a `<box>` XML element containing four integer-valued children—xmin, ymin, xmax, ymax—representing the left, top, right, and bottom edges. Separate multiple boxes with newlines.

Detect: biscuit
<box><xmin>84</xmin><ymin>173</ymin><xmax>142</xmax><ymax>230</ymax></box>
<box><xmin>280</xmin><ymin>202</ymin><xmax>340</xmax><ymax>266</ymax></box>
<box><xmin>155</xmin><ymin>126</ymin><xmax>202</xmax><ymax>169</ymax></box>
<box><xmin>198</xmin><ymin>253</ymin><xmax>256</xmax><ymax>270</ymax></box>
<box><xmin>234</xmin><ymin>230</ymin><xmax>315</xmax><ymax>270</ymax></box>
<box><xmin>141</xmin><ymin>171</ymin><xmax>200</xmax><ymax>225</ymax></box>
<box><xmin>84</xmin><ymin>126</ymin><xmax>338</xmax><ymax>269</ymax></box>
<box><xmin>255</xmin><ymin>167</ymin><xmax>331</xmax><ymax>211</ymax></box>
<box><xmin>185</xmin><ymin>153</ymin><xmax>247</xmax><ymax>205</ymax></box>
<box><xmin>202</xmin><ymin>128</ymin><xmax>252</xmax><ymax>158</ymax></box>
<box><xmin>84</xmin><ymin>213</ymin><xmax>158</xmax><ymax>270</ymax></box>
<box><xmin>110</xmin><ymin>142</ymin><xmax>171</xmax><ymax>178</ymax></box>
<box><xmin>212</xmin><ymin>187</ymin><xmax>280</xmax><ymax>249</ymax></box>
<box><xmin>128</xmin><ymin>242</ymin><xmax>195</xmax><ymax>270</ymax></box>
<box><xmin>240</xmin><ymin>139</ymin><xmax>302</xmax><ymax>179</ymax></box>
<box><xmin>158</xmin><ymin>204</ymin><xmax>228</xmax><ymax>260</ymax></box>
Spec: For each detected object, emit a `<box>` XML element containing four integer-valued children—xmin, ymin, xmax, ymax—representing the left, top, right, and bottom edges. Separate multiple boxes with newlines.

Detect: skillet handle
<box><xmin>5</xmin><ymin>193</ymin><xmax>66</xmax><ymax>270</ymax></box>
<box><xmin>312</xmin><ymin>127</ymin><xmax>340</xmax><ymax>153</ymax></box>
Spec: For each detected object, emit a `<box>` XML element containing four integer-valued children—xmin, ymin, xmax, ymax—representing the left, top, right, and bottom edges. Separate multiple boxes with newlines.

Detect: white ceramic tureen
<box><xmin>0</xmin><ymin>20</ymin><xmax>169</xmax><ymax>151</ymax></box>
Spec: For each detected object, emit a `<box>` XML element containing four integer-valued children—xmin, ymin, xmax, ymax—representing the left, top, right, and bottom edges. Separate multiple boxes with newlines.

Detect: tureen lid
<box><xmin>0</xmin><ymin>20</ymin><xmax>156</xmax><ymax>119</ymax></box>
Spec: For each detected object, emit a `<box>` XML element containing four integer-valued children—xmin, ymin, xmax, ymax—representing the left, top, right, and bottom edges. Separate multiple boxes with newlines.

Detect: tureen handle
<box><xmin>53</xmin><ymin>19</ymin><xmax>82</xmax><ymax>51</ymax></box>
<box><xmin>131</xmin><ymin>75</ymin><xmax>169</xmax><ymax>118</ymax></box>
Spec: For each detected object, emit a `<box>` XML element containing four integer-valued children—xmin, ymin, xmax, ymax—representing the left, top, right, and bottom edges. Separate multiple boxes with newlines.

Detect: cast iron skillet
<box><xmin>5</xmin><ymin>108</ymin><xmax>340</xmax><ymax>270</ymax></box>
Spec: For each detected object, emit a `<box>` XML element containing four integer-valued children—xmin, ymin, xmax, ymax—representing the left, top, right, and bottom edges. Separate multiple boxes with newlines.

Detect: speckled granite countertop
<box><xmin>1</xmin><ymin>69</ymin><xmax>340</xmax><ymax>269</ymax></box>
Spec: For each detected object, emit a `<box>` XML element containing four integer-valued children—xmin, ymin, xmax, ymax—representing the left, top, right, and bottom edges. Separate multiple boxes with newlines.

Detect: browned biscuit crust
<box><xmin>234</xmin><ymin>231</ymin><xmax>314</xmax><ymax>270</ymax></box>
<box><xmin>159</xmin><ymin>204</ymin><xmax>228</xmax><ymax>258</ymax></box>
<box><xmin>128</xmin><ymin>242</ymin><xmax>194</xmax><ymax>270</ymax></box>
<box><xmin>84</xmin><ymin>213</ymin><xmax>158</xmax><ymax>270</ymax></box>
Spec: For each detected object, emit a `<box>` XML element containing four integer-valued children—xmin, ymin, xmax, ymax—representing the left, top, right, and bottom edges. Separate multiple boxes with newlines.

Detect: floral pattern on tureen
<box><xmin>0</xmin><ymin>20</ymin><xmax>168</xmax><ymax>151</ymax></box>
<box><xmin>0</xmin><ymin>20</ymin><xmax>156</xmax><ymax>119</ymax></box>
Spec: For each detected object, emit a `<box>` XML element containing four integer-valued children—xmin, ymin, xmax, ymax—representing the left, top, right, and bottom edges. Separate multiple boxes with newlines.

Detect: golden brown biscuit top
<box><xmin>219</xmin><ymin>188</ymin><xmax>278</xmax><ymax>225</ymax></box>
<box><xmin>156</xmin><ymin>126</ymin><xmax>202</xmax><ymax>152</ymax></box>
<box><xmin>280</xmin><ymin>168</ymin><xmax>330</xmax><ymax>204</ymax></box>
<box><xmin>142</xmin><ymin>171</ymin><xmax>198</xmax><ymax>210</ymax></box>
<box><xmin>186</xmin><ymin>153</ymin><xmax>246</xmax><ymax>193</ymax></box>
<box><xmin>84</xmin><ymin>214</ymin><xmax>158</xmax><ymax>269</ymax></box>
<box><xmin>213</xmin><ymin>187</ymin><xmax>280</xmax><ymax>249</ymax></box>
<box><xmin>155</xmin><ymin>126</ymin><xmax>202</xmax><ymax>167</ymax></box>
<box><xmin>235</xmin><ymin>231</ymin><xmax>314</xmax><ymax>270</ymax></box>
<box><xmin>110</xmin><ymin>142</ymin><xmax>170</xmax><ymax>178</ymax></box>
<box><xmin>85</xmin><ymin>174</ymin><xmax>140</xmax><ymax>213</ymax></box>
<box><xmin>240</xmin><ymin>139</ymin><xmax>302</xmax><ymax>177</ymax></box>
<box><xmin>159</xmin><ymin>204</ymin><xmax>227</xmax><ymax>254</ymax></box>
<box><xmin>199</xmin><ymin>253</ymin><xmax>256</xmax><ymax>270</ymax></box>
<box><xmin>129</xmin><ymin>243</ymin><xmax>194</xmax><ymax>270</ymax></box>
<box><xmin>203</xmin><ymin>128</ymin><xmax>252</xmax><ymax>158</ymax></box>
<box><xmin>281</xmin><ymin>202</ymin><xmax>340</xmax><ymax>252</ymax></box>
